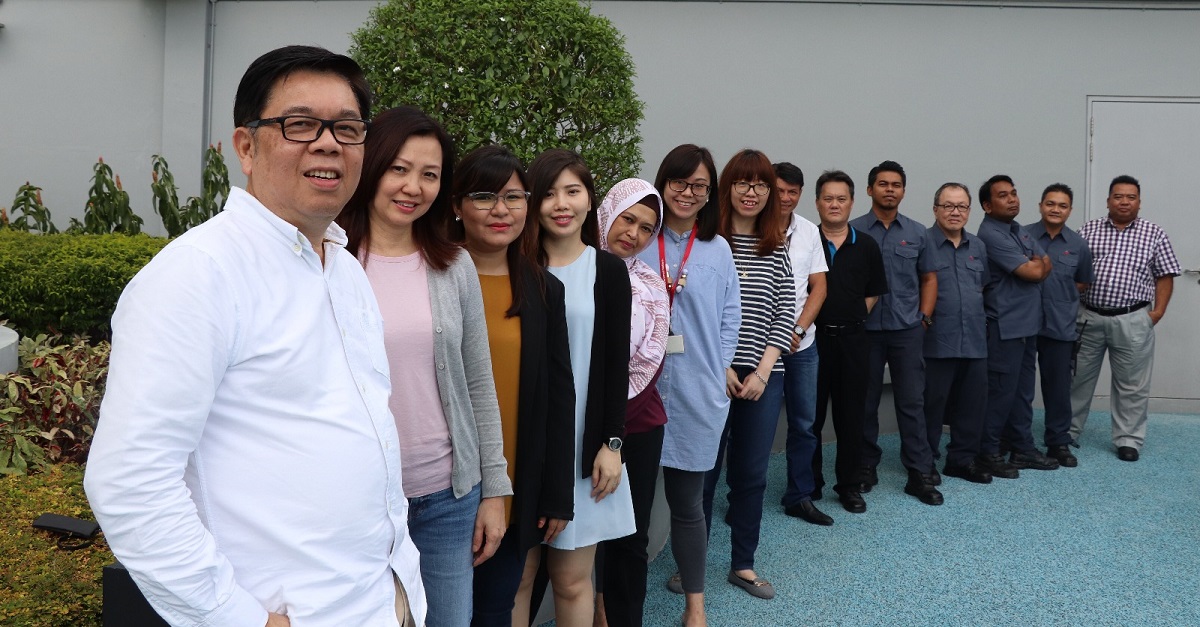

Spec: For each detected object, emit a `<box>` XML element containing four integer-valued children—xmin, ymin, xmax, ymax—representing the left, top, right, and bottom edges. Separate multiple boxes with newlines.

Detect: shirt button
<box><xmin>437</xmin><ymin>362</ymin><xmax>445</xmax><ymax>370</ymax></box>
<box><xmin>293</xmin><ymin>243</ymin><xmax>302</xmax><ymax>253</ymax></box>
<box><xmin>359</xmin><ymin>384</ymin><xmax>366</xmax><ymax>394</ymax></box>
<box><xmin>435</xmin><ymin>326</ymin><xmax>443</xmax><ymax>333</ymax></box>
<box><xmin>340</xmin><ymin>327</ymin><xmax>347</xmax><ymax>338</ymax></box>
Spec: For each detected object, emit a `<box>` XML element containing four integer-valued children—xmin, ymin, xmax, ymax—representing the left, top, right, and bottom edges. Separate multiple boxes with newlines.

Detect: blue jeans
<box><xmin>703</xmin><ymin>368</ymin><xmax>785</xmax><ymax>571</ymax></box>
<box><xmin>409</xmin><ymin>483</ymin><xmax>480</xmax><ymax>627</ymax></box>
<box><xmin>780</xmin><ymin>344</ymin><xmax>819</xmax><ymax>507</ymax></box>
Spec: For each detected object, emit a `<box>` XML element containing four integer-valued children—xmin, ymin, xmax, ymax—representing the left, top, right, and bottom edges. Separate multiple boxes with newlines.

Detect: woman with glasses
<box><xmin>635</xmin><ymin>144</ymin><xmax>742</xmax><ymax>627</ymax></box>
<box><xmin>593</xmin><ymin>178</ymin><xmax>669</xmax><ymax>627</ymax></box>
<box><xmin>522</xmin><ymin>149</ymin><xmax>634</xmax><ymax>627</ymax></box>
<box><xmin>443</xmin><ymin>145</ymin><xmax>576</xmax><ymax>627</ymax></box>
<box><xmin>336</xmin><ymin>107</ymin><xmax>512</xmax><ymax>627</ymax></box>
<box><xmin>704</xmin><ymin>149</ymin><xmax>795</xmax><ymax>601</ymax></box>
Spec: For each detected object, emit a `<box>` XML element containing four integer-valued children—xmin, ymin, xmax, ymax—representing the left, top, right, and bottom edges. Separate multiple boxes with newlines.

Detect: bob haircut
<box><xmin>450</xmin><ymin>144</ymin><xmax>539</xmax><ymax>317</ymax></box>
<box><xmin>337</xmin><ymin>106</ymin><xmax>457</xmax><ymax>270</ymax></box>
<box><xmin>653</xmin><ymin>144</ymin><xmax>720</xmax><ymax>241</ymax></box>
<box><xmin>718</xmin><ymin>149</ymin><xmax>783</xmax><ymax>256</ymax></box>
<box><xmin>526</xmin><ymin>149</ymin><xmax>599</xmax><ymax>266</ymax></box>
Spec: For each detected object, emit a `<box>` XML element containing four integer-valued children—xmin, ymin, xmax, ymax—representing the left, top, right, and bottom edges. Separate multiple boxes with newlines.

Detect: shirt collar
<box><xmin>1102</xmin><ymin>215</ymin><xmax>1141</xmax><ymax>231</ymax></box>
<box><xmin>227</xmin><ymin>187</ymin><xmax>347</xmax><ymax>257</ymax></box>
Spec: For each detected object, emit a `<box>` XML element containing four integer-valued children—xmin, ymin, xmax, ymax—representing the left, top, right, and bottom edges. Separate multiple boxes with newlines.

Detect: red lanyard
<box><xmin>658</xmin><ymin>227</ymin><xmax>698</xmax><ymax>310</ymax></box>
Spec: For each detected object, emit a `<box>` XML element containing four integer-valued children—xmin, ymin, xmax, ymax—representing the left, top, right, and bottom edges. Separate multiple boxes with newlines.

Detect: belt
<box><xmin>818</xmin><ymin>320</ymin><xmax>865</xmax><ymax>336</ymax></box>
<box><xmin>1086</xmin><ymin>301</ymin><xmax>1149</xmax><ymax>317</ymax></box>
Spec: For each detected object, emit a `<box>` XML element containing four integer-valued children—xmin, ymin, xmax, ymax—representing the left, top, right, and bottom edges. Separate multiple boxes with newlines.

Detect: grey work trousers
<box><xmin>1069</xmin><ymin>307</ymin><xmax>1156</xmax><ymax>450</ymax></box>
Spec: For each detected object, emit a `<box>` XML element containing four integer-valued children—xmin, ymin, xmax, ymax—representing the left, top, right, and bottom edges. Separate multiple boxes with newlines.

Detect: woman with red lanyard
<box><xmin>635</xmin><ymin>145</ymin><xmax>741</xmax><ymax>627</ymax></box>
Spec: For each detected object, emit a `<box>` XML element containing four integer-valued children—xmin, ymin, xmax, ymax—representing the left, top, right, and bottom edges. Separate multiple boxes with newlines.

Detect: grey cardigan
<box><xmin>427</xmin><ymin>249</ymin><xmax>513</xmax><ymax>500</ymax></box>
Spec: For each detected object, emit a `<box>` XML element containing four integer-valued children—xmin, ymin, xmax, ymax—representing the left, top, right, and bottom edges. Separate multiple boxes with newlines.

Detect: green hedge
<box><xmin>0</xmin><ymin>231</ymin><xmax>167</xmax><ymax>338</ymax></box>
<box><xmin>0</xmin><ymin>464</ymin><xmax>107</xmax><ymax>626</ymax></box>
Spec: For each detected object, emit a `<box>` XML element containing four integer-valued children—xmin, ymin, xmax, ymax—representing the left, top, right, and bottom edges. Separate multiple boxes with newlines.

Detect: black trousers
<box><xmin>599</xmin><ymin>426</ymin><xmax>664</xmax><ymax>627</ymax></box>
<box><xmin>812</xmin><ymin>327</ymin><xmax>870</xmax><ymax>493</ymax></box>
<box><xmin>1037</xmin><ymin>336</ymin><xmax>1075</xmax><ymax>447</ymax></box>
<box><xmin>925</xmin><ymin>357</ymin><xmax>987</xmax><ymax>468</ymax></box>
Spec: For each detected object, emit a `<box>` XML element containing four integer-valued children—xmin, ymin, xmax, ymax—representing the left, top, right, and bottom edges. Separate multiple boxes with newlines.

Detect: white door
<box><xmin>1086</xmin><ymin>97</ymin><xmax>1200</xmax><ymax>413</ymax></box>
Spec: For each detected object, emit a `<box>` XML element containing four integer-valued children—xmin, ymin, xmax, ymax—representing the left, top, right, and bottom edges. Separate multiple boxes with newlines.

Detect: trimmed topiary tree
<box><xmin>351</xmin><ymin>0</ymin><xmax>644</xmax><ymax>191</ymax></box>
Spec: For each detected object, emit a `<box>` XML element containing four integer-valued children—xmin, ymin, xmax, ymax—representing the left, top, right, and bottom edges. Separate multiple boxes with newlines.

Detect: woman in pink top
<box><xmin>337</xmin><ymin>106</ymin><xmax>512</xmax><ymax>627</ymax></box>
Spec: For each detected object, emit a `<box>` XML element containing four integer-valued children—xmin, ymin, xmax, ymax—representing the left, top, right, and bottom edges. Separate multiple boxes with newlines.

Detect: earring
<box><xmin>454</xmin><ymin>215</ymin><xmax>461</xmax><ymax>222</ymax></box>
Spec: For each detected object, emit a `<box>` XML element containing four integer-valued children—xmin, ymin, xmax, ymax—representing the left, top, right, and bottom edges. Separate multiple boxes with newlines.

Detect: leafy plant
<box><xmin>4</xmin><ymin>183</ymin><xmax>59</xmax><ymax>234</ymax></box>
<box><xmin>0</xmin><ymin>333</ymin><xmax>110</xmax><ymax>475</ymax></box>
<box><xmin>351</xmin><ymin>0</ymin><xmax>644</xmax><ymax>191</ymax></box>
<box><xmin>150</xmin><ymin>155</ymin><xmax>185</xmax><ymax>238</ymax></box>
<box><xmin>68</xmin><ymin>158</ymin><xmax>144</xmax><ymax>235</ymax></box>
<box><xmin>152</xmin><ymin>144</ymin><xmax>230</xmax><ymax>238</ymax></box>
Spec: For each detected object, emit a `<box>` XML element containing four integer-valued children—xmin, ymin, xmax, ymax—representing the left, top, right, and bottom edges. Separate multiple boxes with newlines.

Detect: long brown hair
<box><xmin>718</xmin><ymin>149</ymin><xmax>783</xmax><ymax>256</ymax></box>
<box><xmin>337</xmin><ymin>106</ymin><xmax>457</xmax><ymax>270</ymax></box>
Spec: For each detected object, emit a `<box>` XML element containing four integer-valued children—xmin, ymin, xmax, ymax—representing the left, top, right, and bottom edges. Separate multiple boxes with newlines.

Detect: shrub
<box><xmin>0</xmin><ymin>231</ymin><xmax>167</xmax><ymax>338</ymax></box>
<box><xmin>152</xmin><ymin>144</ymin><xmax>231</xmax><ymax>238</ymax></box>
<box><xmin>4</xmin><ymin>184</ymin><xmax>59</xmax><ymax>234</ymax></box>
<box><xmin>0</xmin><ymin>464</ymin><xmax>108</xmax><ymax>626</ymax></box>
<box><xmin>1</xmin><ymin>333</ymin><xmax>110</xmax><ymax>475</ymax></box>
<box><xmin>351</xmin><ymin>0</ymin><xmax>645</xmax><ymax>191</ymax></box>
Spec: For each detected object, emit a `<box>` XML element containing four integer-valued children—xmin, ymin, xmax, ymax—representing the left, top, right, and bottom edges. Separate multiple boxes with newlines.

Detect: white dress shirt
<box><xmin>785</xmin><ymin>212</ymin><xmax>829</xmax><ymax>351</ymax></box>
<box><xmin>85</xmin><ymin>188</ymin><xmax>425</xmax><ymax>626</ymax></box>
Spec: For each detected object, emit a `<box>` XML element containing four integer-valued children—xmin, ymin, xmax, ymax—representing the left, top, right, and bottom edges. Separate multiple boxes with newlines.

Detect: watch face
<box><xmin>608</xmin><ymin>438</ymin><xmax>623</xmax><ymax>451</ymax></box>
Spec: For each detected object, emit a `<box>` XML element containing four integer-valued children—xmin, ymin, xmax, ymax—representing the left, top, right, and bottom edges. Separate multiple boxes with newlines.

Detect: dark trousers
<box><xmin>812</xmin><ymin>328</ymin><xmax>869</xmax><ymax>493</ymax></box>
<box><xmin>862</xmin><ymin>326</ymin><xmax>935</xmax><ymax>473</ymax></box>
<box><xmin>1037</xmin><ymin>336</ymin><xmax>1074</xmax><ymax>447</ymax></box>
<box><xmin>925</xmin><ymin>357</ymin><xmax>987</xmax><ymax>467</ymax></box>
<box><xmin>471</xmin><ymin>526</ymin><xmax>528</xmax><ymax>627</ymax></box>
<box><xmin>983</xmin><ymin>325</ymin><xmax>1037</xmax><ymax>455</ymax></box>
<box><xmin>600</xmin><ymin>426</ymin><xmax>664</xmax><ymax>627</ymax></box>
<box><xmin>663</xmin><ymin>467</ymin><xmax>708</xmax><ymax>594</ymax></box>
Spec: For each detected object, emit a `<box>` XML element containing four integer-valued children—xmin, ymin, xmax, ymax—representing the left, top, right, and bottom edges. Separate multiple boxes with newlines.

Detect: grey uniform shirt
<box><xmin>978</xmin><ymin>215</ymin><xmax>1045</xmax><ymax>340</ymax></box>
<box><xmin>850</xmin><ymin>212</ymin><xmax>934</xmax><ymax>331</ymax></box>
<box><xmin>923</xmin><ymin>227</ymin><xmax>988</xmax><ymax>359</ymax></box>
<box><xmin>1023</xmin><ymin>222</ymin><xmax>1093</xmax><ymax>342</ymax></box>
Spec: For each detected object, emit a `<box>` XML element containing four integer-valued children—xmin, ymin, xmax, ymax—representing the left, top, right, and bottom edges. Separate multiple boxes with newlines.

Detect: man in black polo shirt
<box><xmin>810</xmin><ymin>170</ymin><xmax>888</xmax><ymax>514</ymax></box>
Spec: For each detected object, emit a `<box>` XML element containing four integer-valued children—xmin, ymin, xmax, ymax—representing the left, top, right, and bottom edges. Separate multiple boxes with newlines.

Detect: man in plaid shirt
<box><xmin>1069</xmin><ymin>175</ymin><xmax>1181</xmax><ymax>462</ymax></box>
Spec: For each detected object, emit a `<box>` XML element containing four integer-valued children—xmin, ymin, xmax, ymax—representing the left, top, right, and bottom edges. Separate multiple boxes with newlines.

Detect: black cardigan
<box><xmin>511</xmin><ymin>262</ymin><xmax>576</xmax><ymax>552</ymax></box>
<box><xmin>578</xmin><ymin>249</ymin><xmax>633</xmax><ymax>478</ymax></box>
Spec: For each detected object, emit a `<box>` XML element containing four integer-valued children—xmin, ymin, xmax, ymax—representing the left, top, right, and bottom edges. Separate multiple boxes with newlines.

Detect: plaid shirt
<box><xmin>1079</xmin><ymin>216</ymin><xmax>1181</xmax><ymax>309</ymax></box>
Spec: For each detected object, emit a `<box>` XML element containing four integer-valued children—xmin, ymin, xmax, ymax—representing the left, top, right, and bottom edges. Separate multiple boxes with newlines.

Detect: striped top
<box><xmin>729</xmin><ymin>234</ymin><xmax>796</xmax><ymax>373</ymax></box>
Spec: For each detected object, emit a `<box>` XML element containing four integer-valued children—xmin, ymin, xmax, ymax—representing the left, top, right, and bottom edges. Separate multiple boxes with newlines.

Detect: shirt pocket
<box><xmin>965</xmin><ymin>257</ymin><xmax>986</xmax><ymax>292</ymax></box>
<box><xmin>891</xmin><ymin>245</ymin><xmax>920</xmax><ymax>292</ymax></box>
<box><xmin>1049</xmin><ymin>254</ymin><xmax>1080</xmax><ymax>303</ymax></box>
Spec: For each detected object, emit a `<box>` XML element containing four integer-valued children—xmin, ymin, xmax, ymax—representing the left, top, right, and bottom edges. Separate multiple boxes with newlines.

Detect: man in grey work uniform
<box><xmin>850</xmin><ymin>161</ymin><xmax>942</xmax><ymax>505</ymax></box>
<box><xmin>1070</xmin><ymin>175</ymin><xmax>1180</xmax><ymax>462</ymax></box>
<box><xmin>976</xmin><ymin>175</ymin><xmax>1060</xmax><ymax>478</ymax></box>
<box><xmin>1024</xmin><ymin>183</ymin><xmax>1092</xmax><ymax>468</ymax></box>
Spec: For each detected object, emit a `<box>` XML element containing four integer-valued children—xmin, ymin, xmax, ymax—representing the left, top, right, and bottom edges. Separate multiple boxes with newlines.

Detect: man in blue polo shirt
<box><xmin>849</xmin><ymin>161</ymin><xmax>941</xmax><ymax>506</ymax></box>
<box><xmin>976</xmin><ymin>175</ymin><xmax>1060</xmax><ymax>478</ymax></box>
<box><xmin>923</xmin><ymin>183</ymin><xmax>994</xmax><ymax>484</ymax></box>
<box><xmin>1024</xmin><ymin>184</ymin><xmax>1092</xmax><ymax>468</ymax></box>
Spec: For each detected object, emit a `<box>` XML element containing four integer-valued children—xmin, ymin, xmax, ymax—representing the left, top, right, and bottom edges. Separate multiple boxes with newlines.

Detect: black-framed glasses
<box><xmin>245</xmin><ymin>116</ymin><xmax>369</xmax><ymax>145</ymax></box>
<box><xmin>467</xmin><ymin>191</ymin><xmax>531</xmax><ymax>211</ymax></box>
<box><xmin>935</xmin><ymin>203</ymin><xmax>971</xmax><ymax>214</ymax></box>
<box><xmin>666</xmin><ymin>179</ymin><xmax>711</xmax><ymax>197</ymax></box>
<box><xmin>732</xmin><ymin>181</ymin><xmax>771</xmax><ymax>195</ymax></box>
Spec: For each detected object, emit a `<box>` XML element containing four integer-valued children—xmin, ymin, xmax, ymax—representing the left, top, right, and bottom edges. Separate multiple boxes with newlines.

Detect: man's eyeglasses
<box><xmin>666</xmin><ymin>179</ymin><xmax>711</xmax><ymax>197</ymax></box>
<box><xmin>732</xmin><ymin>181</ymin><xmax>771</xmax><ymax>196</ymax></box>
<box><xmin>467</xmin><ymin>191</ymin><xmax>531</xmax><ymax>211</ymax></box>
<box><xmin>245</xmin><ymin>116</ymin><xmax>369</xmax><ymax>145</ymax></box>
<box><xmin>935</xmin><ymin>203</ymin><xmax>971</xmax><ymax>214</ymax></box>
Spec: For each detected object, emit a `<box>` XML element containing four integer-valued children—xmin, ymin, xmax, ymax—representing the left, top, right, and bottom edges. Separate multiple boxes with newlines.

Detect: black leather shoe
<box><xmin>1117</xmin><ymin>446</ymin><xmax>1139</xmax><ymax>462</ymax></box>
<box><xmin>904</xmin><ymin>471</ymin><xmax>944</xmax><ymax>506</ymax></box>
<box><xmin>976</xmin><ymin>453</ymin><xmax>1019</xmax><ymax>479</ymax></box>
<box><xmin>859</xmin><ymin>466</ymin><xmax>878</xmax><ymax>493</ymax></box>
<box><xmin>1010</xmin><ymin>449</ymin><xmax>1060</xmax><ymax>470</ymax></box>
<box><xmin>943</xmin><ymin>462</ymin><xmax>993</xmax><ymax>484</ymax></box>
<box><xmin>929</xmin><ymin>467</ymin><xmax>942</xmax><ymax>486</ymax></box>
<box><xmin>784</xmin><ymin>500</ymin><xmax>834</xmax><ymax>526</ymax></box>
<box><xmin>1046</xmin><ymin>445</ymin><xmax>1078</xmax><ymax>468</ymax></box>
<box><xmin>837</xmin><ymin>490</ymin><xmax>866</xmax><ymax>513</ymax></box>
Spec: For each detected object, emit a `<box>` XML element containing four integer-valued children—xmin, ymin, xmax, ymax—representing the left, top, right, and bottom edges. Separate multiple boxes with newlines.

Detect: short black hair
<box><xmin>867</xmin><ymin>160</ymin><xmax>906</xmax><ymax>187</ymax></box>
<box><xmin>234</xmin><ymin>45</ymin><xmax>372</xmax><ymax>127</ymax></box>
<box><xmin>1040</xmin><ymin>183</ymin><xmax>1074</xmax><ymax>204</ymax></box>
<box><xmin>933</xmin><ymin>182</ymin><xmax>971</xmax><ymax>207</ymax></box>
<box><xmin>1108</xmin><ymin>174</ymin><xmax>1140</xmax><ymax>195</ymax></box>
<box><xmin>654</xmin><ymin>144</ymin><xmax>721</xmax><ymax>241</ymax></box>
<box><xmin>774</xmin><ymin>162</ymin><xmax>804</xmax><ymax>188</ymax></box>
<box><xmin>816</xmin><ymin>170</ymin><xmax>855</xmax><ymax>199</ymax></box>
<box><xmin>978</xmin><ymin>174</ymin><xmax>1014</xmax><ymax>207</ymax></box>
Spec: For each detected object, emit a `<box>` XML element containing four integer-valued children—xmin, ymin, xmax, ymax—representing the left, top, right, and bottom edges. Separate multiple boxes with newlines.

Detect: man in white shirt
<box><xmin>772</xmin><ymin>162</ymin><xmax>832</xmax><ymax>525</ymax></box>
<box><xmin>85</xmin><ymin>46</ymin><xmax>424</xmax><ymax>627</ymax></box>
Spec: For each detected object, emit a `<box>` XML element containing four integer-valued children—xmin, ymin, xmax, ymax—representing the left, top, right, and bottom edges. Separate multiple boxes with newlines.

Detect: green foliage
<box><xmin>0</xmin><ymin>230</ymin><xmax>167</xmax><ymax>338</ymax></box>
<box><xmin>4</xmin><ymin>184</ymin><xmax>59</xmax><ymax>234</ymax></box>
<box><xmin>150</xmin><ymin>155</ymin><xmax>184</xmax><ymax>238</ymax></box>
<box><xmin>155</xmin><ymin>143</ymin><xmax>231</xmax><ymax>238</ymax></box>
<box><xmin>1</xmin><ymin>333</ymin><xmax>110</xmax><ymax>475</ymax></box>
<box><xmin>68</xmin><ymin>158</ymin><xmax>144</xmax><ymax>236</ymax></box>
<box><xmin>351</xmin><ymin>0</ymin><xmax>644</xmax><ymax>191</ymax></box>
<box><xmin>0</xmin><ymin>464</ymin><xmax>107</xmax><ymax>626</ymax></box>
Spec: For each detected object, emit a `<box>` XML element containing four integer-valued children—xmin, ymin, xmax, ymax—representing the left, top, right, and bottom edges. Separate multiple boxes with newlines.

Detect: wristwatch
<box><xmin>921</xmin><ymin>314</ymin><xmax>934</xmax><ymax>327</ymax></box>
<box><xmin>793</xmin><ymin>323</ymin><xmax>807</xmax><ymax>340</ymax></box>
<box><xmin>606</xmin><ymin>437</ymin><xmax>624</xmax><ymax>452</ymax></box>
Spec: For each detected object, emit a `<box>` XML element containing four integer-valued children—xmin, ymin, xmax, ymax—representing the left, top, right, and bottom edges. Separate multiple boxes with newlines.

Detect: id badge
<box><xmin>666</xmin><ymin>334</ymin><xmax>685</xmax><ymax>355</ymax></box>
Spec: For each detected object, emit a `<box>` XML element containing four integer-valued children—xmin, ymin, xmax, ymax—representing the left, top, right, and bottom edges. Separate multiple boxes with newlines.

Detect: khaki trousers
<box><xmin>1069</xmin><ymin>307</ymin><xmax>1155</xmax><ymax>449</ymax></box>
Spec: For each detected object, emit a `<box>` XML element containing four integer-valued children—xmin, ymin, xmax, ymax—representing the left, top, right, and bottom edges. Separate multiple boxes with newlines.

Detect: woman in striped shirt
<box><xmin>703</xmin><ymin>149</ymin><xmax>796</xmax><ymax>600</ymax></box>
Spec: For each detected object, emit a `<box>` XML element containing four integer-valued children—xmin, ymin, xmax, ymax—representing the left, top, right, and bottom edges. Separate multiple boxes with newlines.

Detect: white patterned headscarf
<box><xmin>598</xmin><ymin>178</ymin><xmax>670</xmax><ymax>398</ymax></box>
